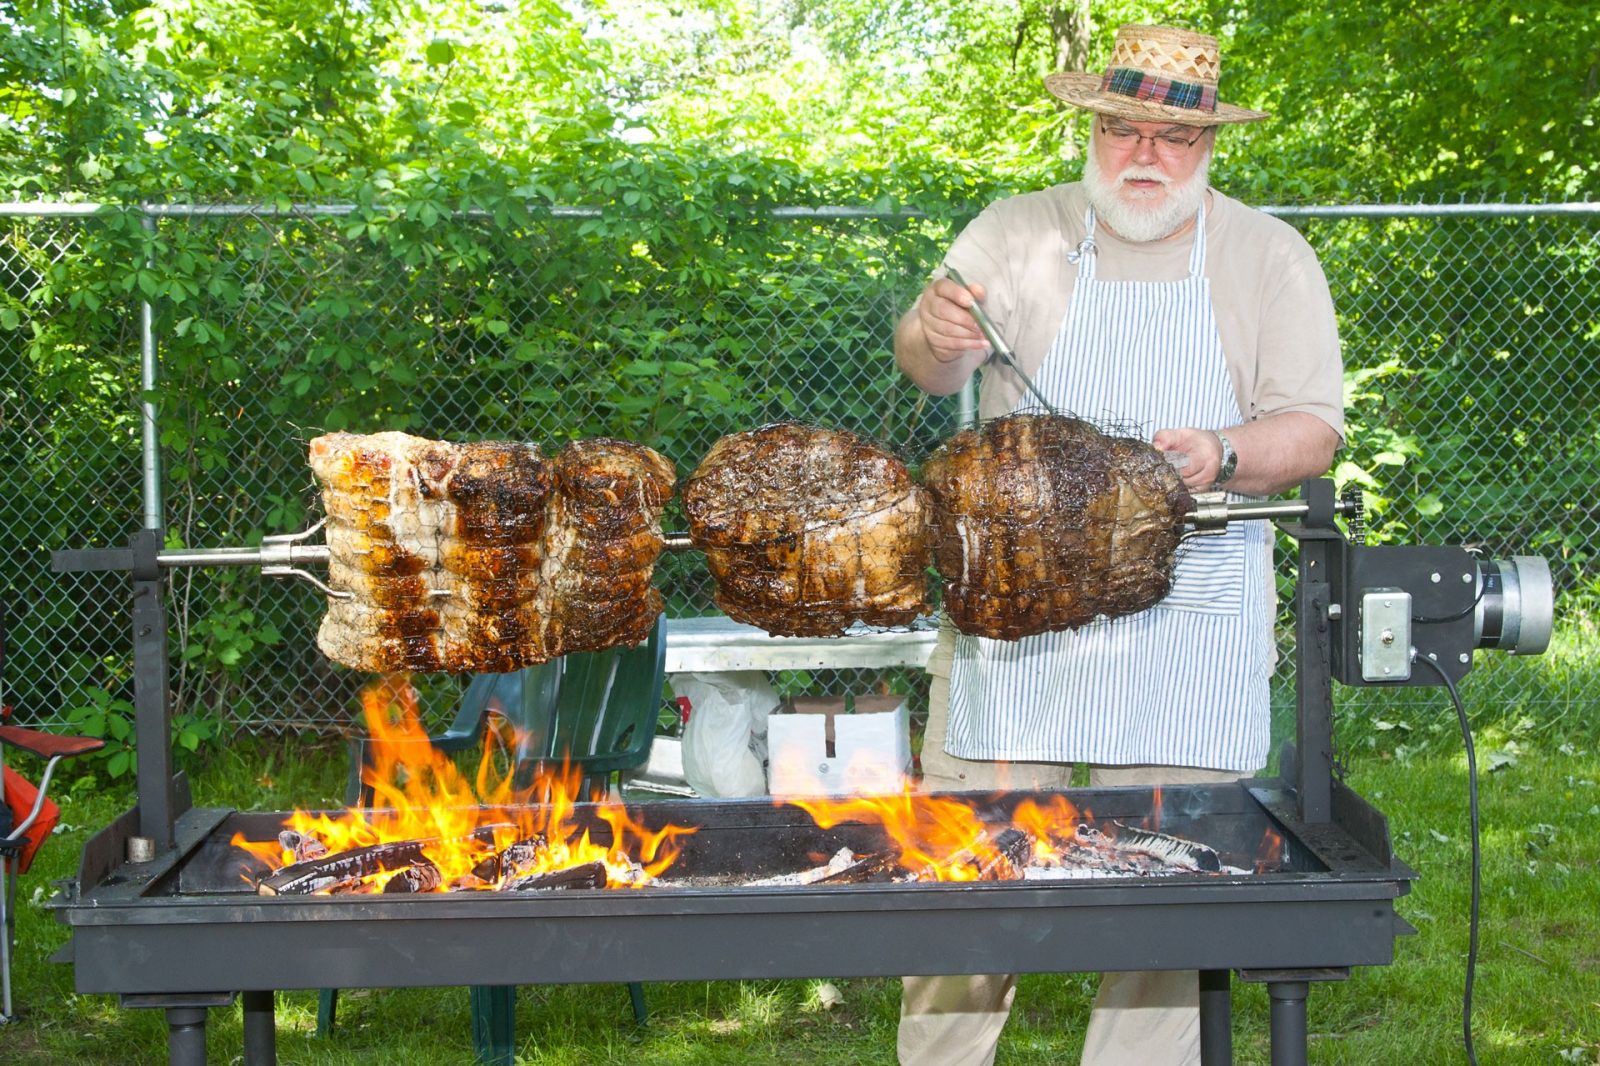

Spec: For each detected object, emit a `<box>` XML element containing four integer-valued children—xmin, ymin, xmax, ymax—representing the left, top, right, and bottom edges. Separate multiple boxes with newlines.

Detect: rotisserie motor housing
<box><xmin>682</xmin><ymin>422</ymin><xmax>932</xmax><ymax>637</ymax></box>
<box><xmin>921</xmin><ymin>413</ymin><xmax>1193</xmax><ymax>640</ymax></box>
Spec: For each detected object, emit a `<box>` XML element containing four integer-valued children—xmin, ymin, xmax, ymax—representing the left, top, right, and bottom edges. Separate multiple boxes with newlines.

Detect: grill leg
<box><xmin>316</xmin><ymin>988</ymin><xmax>338</xmax><ymax>1035</ymax></box>
<box><xmin>1</xmin><ymin>855</ymin><xmax>14</xmax><ymax>1024</ymax></box>
<box><xmin>628</xmin><ymin>981</ymin><xmax>648</xmax><ymax>1025</ymax></box>
<box><xmin>1198</xmin><ymin>970</ymin><xmax>1232</xmax><ymax>1065</ymax></box>
<box><xmin>1267</xmin><ymin>981</ymin><xmax>1310</xmax><ymax>1066</ymax></box>
<box><xmin>470</xmin><ymin>985</ymin><xmax>516</xmax><ymax>1066</ymax></box>
<box><xmin>242</xmin><ymin>990</ymin><xmax>276</xmax><ymax>1065</ymax></box>
<box><xmin>166</xmin><ymin>1006</ymin><xmax>209</xmax><ymax>1066</ymax></box>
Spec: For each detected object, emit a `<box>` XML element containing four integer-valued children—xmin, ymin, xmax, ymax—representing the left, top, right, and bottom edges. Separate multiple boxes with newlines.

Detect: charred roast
<box><xmin>682</xmin><ymin>422</ymin><xmax>931</xmax><ymax>637</ymax></box>
<box><xmin>921</xmin><ymin>413</ymin><xmax>1192</xmax><ymax>640</ymax></box>
<box><xmin>311</xmin><ymin>432</ymin><xmax>673</xmax><ymax>673</ymax></box>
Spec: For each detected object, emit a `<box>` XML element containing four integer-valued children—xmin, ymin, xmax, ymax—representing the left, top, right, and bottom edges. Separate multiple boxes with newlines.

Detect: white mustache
<box><xmin>1116</xmin><ymin>166</ymin><xmax>1170</xmax><ymax>186</ymax></box>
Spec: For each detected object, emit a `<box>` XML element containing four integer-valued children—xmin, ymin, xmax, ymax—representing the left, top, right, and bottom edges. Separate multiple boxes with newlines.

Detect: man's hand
<box><xmin>917</xmin><ymin>277</ymin><xmax>992</xmax><ymax>364</ymax></box>
<box><xmin>1154</xmin><ymin>413</ymin><xmax>1341</xmax><ymax>497</ymax></box>
<box><xmin>894</xmin><ymin>275</ymin><xmax>993</xmax><ymax>396</ymax></box>
<box><xmin>1153</xmin><ymin>427</ymin><xmax>1225</xmax><ymax>492</ymax></box>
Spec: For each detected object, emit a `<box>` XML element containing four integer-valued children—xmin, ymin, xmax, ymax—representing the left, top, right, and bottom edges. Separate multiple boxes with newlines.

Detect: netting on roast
<box><xmin>312</xmin><ymin>432</ymin><xmax>674</xmax><ymax>674</ymax></box>
<box><xmin>682</xmin><ymin>421</ymin><xmax>934</xmax><ymax>638</ymax></box>
<box><xmin>923</xmin><ymin>412</ymin><xmax>1192</xmax><ymax>641</ymax></box>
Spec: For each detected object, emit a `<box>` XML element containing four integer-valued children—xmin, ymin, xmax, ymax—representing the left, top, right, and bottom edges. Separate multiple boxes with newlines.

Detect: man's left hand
<box><xmin>1153</xmin><ymin>427</ymin><xmax>1223</xmax><ymax>492</ymax></box>
<box><xmin>1153</xmin><ymin>414</ymin><xmax>1342</xmax><ymax>497</ymax></box>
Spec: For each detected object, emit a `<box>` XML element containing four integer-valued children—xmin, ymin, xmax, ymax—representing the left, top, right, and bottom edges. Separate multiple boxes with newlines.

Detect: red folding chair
<box><xmin>1</xmin><ymin>600</ymin><xmax>104</xmax><ymax>1024</ymax></box>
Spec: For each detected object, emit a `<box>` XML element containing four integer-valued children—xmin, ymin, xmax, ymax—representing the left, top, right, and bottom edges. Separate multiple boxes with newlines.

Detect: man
<box><xmin>894</xmin><ymin>23</ymin><xmax>1344</xmax><ymax>1066</ymax></box>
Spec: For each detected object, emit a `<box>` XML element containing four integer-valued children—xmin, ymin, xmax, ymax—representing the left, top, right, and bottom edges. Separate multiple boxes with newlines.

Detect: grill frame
<box><xmin>62</xmin><ymin>778</ymin><xmax>1414</xmax><ymax>997</ymax></box>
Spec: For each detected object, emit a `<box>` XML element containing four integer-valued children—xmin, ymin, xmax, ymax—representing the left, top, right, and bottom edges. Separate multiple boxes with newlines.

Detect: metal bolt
<box><xmin>127</xmin><ymin>837</ymin><xmax>156</xmax><ymax>863</ymax></box>
<box><xmin>1327</xmin><ymin>604</ymin><xmax>1342</xmax><ymax>619</ymax></box>
<box><xmin>1459</xmin><ymin>653</ymin><xmax>1470</xmax><ymax>664</ymax></box>
<box><xmin>1462</xmin><ymin>572</ymin><xmax>1473</xmax><ymax>583</ymax></box>
<box><xmin>1430</xmin><ymin>572</ymin><xmax>1442</xmax><ymax>583</ymax></box>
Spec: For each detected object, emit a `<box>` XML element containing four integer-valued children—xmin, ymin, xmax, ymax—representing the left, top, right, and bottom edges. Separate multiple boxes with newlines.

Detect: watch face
<box><xmin>1217</xmin><ymin>435</ymin><xmax>1238</xmax><ymax>483</ymax></box>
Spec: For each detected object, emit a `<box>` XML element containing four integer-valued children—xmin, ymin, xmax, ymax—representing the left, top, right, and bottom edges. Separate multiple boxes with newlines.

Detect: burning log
<box><xmin>755</xmin><ymin>828</ymin><xmax>1036</xmax><ymax>888</ymax></box>
<box><xmin>897</xmin><ymin>827</ymin><xmax>1034</xmax><ymax>883</ymax></box>
<box><xmin>256</xmin><ymin>825</ymin><xmax>509</xmax><ymax>896</ymax></box>
<box><xmin>278</xmin><ymin>830</ymin><xmax>328</xmax><ymax>864</ymax></box>
<box><xmin>259</xmin><ymin>838</ymin><xmax>433</xmax><ymax>896</ymax></box>
<box><xmin>382</xmin><ymin>858</ymin><xmax>443</xmax><ymax>894</ymax></box>
<box><xmin>1022</xmin><ymin>823</ymin><xmax>1235</xmax><ymax>879</ymax></box>
<box><xmin>472</xmin><ymin>835</ymin><xmax>550</xmax><ymax>883</ymax></box>
<box><xmin>818</xmin><ymin>851</ymin><xmax>903</xmax><ymax>885</ymax></box>
<box><xmin>501</xmin><ymin>861</ymin><xmax>607</xmax><ymax>892</ymax></box>
<box><xmin>742</xmin><ymin>848</ymin><xmax>892</xmax><ymax>887</ymax></box>
<box><xmin>1109</xmin><ymin>822</ymin><xmax>1223</xmax><ymax>873</ymax></box>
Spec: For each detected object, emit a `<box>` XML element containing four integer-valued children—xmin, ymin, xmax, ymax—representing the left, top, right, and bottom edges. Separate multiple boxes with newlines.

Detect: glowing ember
<box><xmin>1254</xmin><ymin>827</ymin><xmax>1287</xmax><ymax>874</ymax></box>
<box><xmin>231</xmin><ymin>675</ymin><xmax>696</xmax><ymax>893</ymax></box>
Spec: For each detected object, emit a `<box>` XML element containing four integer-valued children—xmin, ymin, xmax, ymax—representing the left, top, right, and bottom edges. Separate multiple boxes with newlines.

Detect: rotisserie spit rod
<box><xmin>1184</xmin><ymin>490</ymin><xmax>1364</xmax><ymax>538</ymax></box>
<box><xmin>154</xmin><ymin>493</ymin><xmax>1361</xmax><ymax>596</ymax></box>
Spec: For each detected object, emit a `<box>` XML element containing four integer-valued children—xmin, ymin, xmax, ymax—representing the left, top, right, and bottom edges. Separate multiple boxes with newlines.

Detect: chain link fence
<box><xmin>1</xmin><ymin>202</ymin><xmax>1595</xmax><ymax>742</ymax></box>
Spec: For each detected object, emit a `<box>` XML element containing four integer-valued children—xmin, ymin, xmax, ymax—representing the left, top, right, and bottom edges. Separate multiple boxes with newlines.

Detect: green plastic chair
<box><xmin>318</xmin><ymin>615</ymin><xmax>667</xmax><ymax>1065</ymax></box>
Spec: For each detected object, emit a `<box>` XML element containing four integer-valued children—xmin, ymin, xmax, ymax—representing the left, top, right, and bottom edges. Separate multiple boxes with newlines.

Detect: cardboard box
<box><xmin>766</xmin><ymin>695</ymin><xmax>911</xmax><ymax>796</ymax></box>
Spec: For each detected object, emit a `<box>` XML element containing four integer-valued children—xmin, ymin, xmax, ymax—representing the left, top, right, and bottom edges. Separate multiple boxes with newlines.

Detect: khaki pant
<box><xmin>900</xmin><ymin>631</ymin><xmax>1247</xmax><ymax>1066</ymax></box>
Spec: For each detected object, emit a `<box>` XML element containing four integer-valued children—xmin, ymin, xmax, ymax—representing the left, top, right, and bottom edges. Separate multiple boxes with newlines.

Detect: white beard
<box><xmin>1083</xmin><ymin>139</ymin><xmax>1212</xmax><ymax>243</ymax></box>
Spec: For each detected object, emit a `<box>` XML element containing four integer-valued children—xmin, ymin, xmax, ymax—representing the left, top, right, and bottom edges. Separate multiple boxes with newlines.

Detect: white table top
<box><xmin>663</xmin><ymin>614</ymin><xmax>939</xmax><ymax>673</ymax></box>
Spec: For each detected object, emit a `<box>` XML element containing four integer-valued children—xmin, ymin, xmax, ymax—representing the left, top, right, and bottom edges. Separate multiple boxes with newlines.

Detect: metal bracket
<box><xmin>1183</xmin><ymin>491</ymin><xmax>1231</xmax><ymax>538</ymax></box>
<box><xmin>260</xmin><ymin>518</ymin><xmax>349</xmax><ymax>599</ymax></box>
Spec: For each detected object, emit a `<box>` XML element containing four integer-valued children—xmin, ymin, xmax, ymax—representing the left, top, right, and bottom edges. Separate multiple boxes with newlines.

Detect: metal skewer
<box><xmin>153</xmin><ymin>496</ymin><xmax>1359</xmax><ymax>595</ymax></box>
<box><xmin>942</xmin><ymin>266</ymin><xmax>1060</xmax><ymax>417</ymax></box>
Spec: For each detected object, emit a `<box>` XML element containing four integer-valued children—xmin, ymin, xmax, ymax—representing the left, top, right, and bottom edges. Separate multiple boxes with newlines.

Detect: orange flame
<box><xmin>1142</xmin><ymin>786</ymin><xmax>1164</xmax><ymax>830</ymax></box>
<box><xmin>1254</xmin><ymin>826</ymin><xmax>1286</xmax><ymax>874</ymax></box>
<box><xmin>231</xmin><ymin>675</ymin><xmax>694</xmax><ymax>892</ymax></box>
<box><xmin>784</xmin><ymin>789</ymin><xmax>1087</xmax><ymax>882</ymax></box>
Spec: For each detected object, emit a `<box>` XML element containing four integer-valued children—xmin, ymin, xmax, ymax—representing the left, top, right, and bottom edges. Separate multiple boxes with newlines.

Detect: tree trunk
<box><xmin>1050</xmin><ymin>0</ymin><xmax>1093</xmax><ymax>73</ymax></box>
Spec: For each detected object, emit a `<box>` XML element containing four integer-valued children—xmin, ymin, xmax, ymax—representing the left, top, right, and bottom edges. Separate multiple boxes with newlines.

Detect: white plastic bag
<box><xmin>675</xmin><ymin>671</ymin><xmax>777</xmax><ymax>798</ymax></box>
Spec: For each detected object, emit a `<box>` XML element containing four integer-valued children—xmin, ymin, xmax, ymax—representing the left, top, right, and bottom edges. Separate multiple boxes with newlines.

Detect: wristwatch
<box><xmin>1214</xmin><ymin>432</ymin><xmax>1238</xmax><ymax>486</ymax></box>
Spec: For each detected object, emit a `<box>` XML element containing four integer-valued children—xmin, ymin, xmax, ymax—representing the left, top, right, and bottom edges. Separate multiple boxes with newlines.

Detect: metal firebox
<box><xmin>49</xmin><ymin>478</ymin><xmax>1552</xmax><ymax>1066</ymax></box>
<box><xmin>63</xmin><ymin>781</ymin><xmax>1411</xmax><ymax>1066</ymax></box>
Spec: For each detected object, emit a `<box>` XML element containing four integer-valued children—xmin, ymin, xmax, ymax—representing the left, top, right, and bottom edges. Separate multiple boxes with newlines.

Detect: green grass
<box><xmin>6</xmin><ymin>733</ymin><xmax>1600</xmax><ymax>1065</ymax></box>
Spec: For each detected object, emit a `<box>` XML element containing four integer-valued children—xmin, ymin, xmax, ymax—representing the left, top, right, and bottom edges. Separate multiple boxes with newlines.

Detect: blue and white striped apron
<box><xmin>944</xmin><ymin>203</ymin><xmax>1271</xmax><ymax>772</ymax></box>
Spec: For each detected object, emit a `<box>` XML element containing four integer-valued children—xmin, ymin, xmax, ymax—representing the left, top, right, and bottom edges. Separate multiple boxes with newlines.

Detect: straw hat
<box><xmin>1044</xmin><ymin>24</ymin><xmax>1268</xmax><ymax>127</ymax></box>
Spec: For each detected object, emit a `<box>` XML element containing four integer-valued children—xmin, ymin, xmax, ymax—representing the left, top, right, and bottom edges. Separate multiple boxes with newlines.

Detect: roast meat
<box><xmin>921</xmin><ymin>413</ymin><xmax>1192</xmax><ymax>640</ymax></box>
<box><xmin>310</xmin><ymin>431</ymin><xmax>673</xmax><ymax>672</ymax></box>
<box><xmin>683</xmin><ymin>423</ymin><xmax>931</xmax><ymax>636</ymax></box>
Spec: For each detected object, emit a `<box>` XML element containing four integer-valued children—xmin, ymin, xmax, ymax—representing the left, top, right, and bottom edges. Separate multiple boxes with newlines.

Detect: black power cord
<box><xmin>1412</xmin><ymin>652</ymin><xmax>1480</xmax><ymax>1066</ymax></box>
<box><xmin>1412</xmin><ymin>581</ymin><xmax>1487</xmax><ymax>626</ymax></box>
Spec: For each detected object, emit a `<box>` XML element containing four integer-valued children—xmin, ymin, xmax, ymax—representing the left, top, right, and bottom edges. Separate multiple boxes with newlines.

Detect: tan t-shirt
<box><xmin>941</xmin><ymin>183</ymin><xmax>1344</xmax><ymax>434</ymax></box>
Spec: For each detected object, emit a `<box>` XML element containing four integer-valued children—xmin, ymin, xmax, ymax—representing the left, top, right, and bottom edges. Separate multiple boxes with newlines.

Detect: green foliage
<box><xmin>0</xmin><ymin>1</ymin><xmax>1593</xmax><ymax>732</ymax></box>
<box><xmin>1215</xmin><ymin>0</ymin><xmax>1600</xmax><ymax>200</ymax></box>
<box><xmin>62</xmin><ymin>688</ymin><xmax>136</xmax><ymax>779</ymax></box>
<box><xmin>63</xmin><ymin>686</ymin><xmax>221</xmax><ymax>780</ymax></box>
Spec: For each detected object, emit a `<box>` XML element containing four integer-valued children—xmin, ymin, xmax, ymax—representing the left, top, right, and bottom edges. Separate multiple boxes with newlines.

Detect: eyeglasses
<box><xmin>1098</xmin><ymin>121</ymin><xmax>1207</xmax><ymax>157</ymax></box>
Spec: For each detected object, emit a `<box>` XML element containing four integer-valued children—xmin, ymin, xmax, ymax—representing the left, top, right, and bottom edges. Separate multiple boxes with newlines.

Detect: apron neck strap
<box><xmin>1077</xmin><ymin>202</ymin><xmax>1208</xmax><ymax>278</ymax></box>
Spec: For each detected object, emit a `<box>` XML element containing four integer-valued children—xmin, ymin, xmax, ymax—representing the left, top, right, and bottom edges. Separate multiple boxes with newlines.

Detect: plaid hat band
<box><xmin>1100</xmin><ymin>68</ymin><xmax>1217</xmax><ymax>114</ymax></box>
<box><xmin>1043</xmin><ymin>24</ymin><xmax>1268</xmax><ymax>126</ymax></box>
